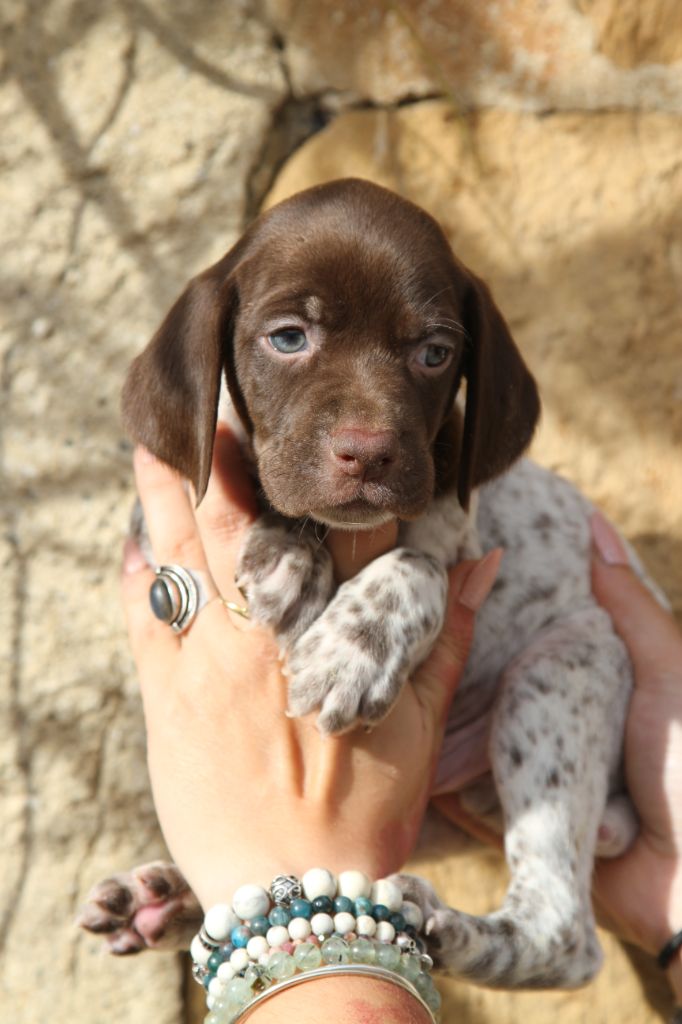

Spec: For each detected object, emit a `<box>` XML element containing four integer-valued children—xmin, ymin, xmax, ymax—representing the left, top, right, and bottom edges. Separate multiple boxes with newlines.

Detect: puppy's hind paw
<box><xmin>77</xmin><ymin>860</ymin><xmax>201</xmax><ymax>954</ymax></box>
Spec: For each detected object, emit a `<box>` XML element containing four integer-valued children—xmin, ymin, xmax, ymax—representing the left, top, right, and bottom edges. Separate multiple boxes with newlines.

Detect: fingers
<box><xmin>133</xmin><ymin>447</ymin><xmax>209</xmax><ymax>573</ymax></box>
<box><xmin>121</xmin><ymin>538</ymin><xmax>179</xmax><ymax>680</ymax></box>
<box><xmin>413</xmin><ymin>549</ymin><xmax>503</xmax><ymax>722</ymax></box>
<box><xmin>591</xmin><ymin>512</ymin><xmax>682</xmax><ymax>688</ymax></box>
<box><xmin>192</xmin><ymin>424</ymin><xmax>258</xmax><ymax>598</ymax></box>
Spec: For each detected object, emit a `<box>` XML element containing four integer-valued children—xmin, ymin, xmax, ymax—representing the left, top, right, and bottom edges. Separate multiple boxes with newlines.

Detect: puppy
<box><xmin>80</xmin><ymin>178</ymin><xmax>645</xmax><ymax>987</ymax></box>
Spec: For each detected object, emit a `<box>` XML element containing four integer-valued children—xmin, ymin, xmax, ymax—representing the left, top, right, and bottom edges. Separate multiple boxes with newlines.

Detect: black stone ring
<box><xmin>149</xmin><ymin>565</ymin><xmax>213</xmax><ymax>635</ymax></box>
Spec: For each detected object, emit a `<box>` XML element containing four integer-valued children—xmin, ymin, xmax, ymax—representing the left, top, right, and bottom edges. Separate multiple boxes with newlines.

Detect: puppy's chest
<box><xmin>410</xmin><ymin>459</ymin><xmax>596</xmax><ymax>724</ymax></box>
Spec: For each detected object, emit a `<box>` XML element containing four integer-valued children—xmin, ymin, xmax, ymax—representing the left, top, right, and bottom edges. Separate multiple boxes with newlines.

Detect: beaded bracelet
<box><xmin>190</xmin><ymin>867</ymin><xmax>441</xmax><ymax>1024</ymax></box>
<box><xmin>658</xmin><ymin>929</ymin><xmax>682</xmax><ymax>970</ymax></box>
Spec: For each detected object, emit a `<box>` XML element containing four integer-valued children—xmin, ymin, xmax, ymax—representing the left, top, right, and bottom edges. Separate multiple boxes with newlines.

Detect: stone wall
<box><xmin>1</xmin><ymin>3</ymin><xmax>680</xmax><ymax>1023</ymax></box>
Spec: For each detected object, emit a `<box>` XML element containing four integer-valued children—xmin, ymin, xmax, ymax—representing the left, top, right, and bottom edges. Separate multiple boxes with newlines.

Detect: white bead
<box><xmin>204</xmin><ymin>903</ymin><xmax>240</xmax><ymax>942</ymax></box>
<box><xmin>208</xmin><ymin>977</ymin><xmax>229</xmax><ymax>998</ymax></box>
<box><xmin>266</xmin><ymin>925</ymin><xmax>290</xmax><ymax>947</ymax></box>
<box><xmin>247</xmin><ymin>935</ymin><xmax>269</xmax><ymax>960</ymax></box>
<box><xmin>206</xmin><ymin>995</ymin><xmax>216</xmax><ymax>1011</ymax></box>
<box><xmin>217</xmin><ymin>961</ymin><xmax>236</xmax><ymax>981</ymax></box>
<box><xmin>288</xmin><ymin>917</ymin><xmax>312</xmax><ymax>941</ymax></box>
<box><xmin>302</xmin><ymin>867</ymin><xmax>336</xmax><ymax>901</ymax></box>
<box><xmin>401</xmin><ymin>900</ymin><xmax>424</xmax><ymax>931</ymax></box>
<box><xmin>259</xmin><ymin>951</ymin><xmax>271</xmax><ymax>966</ymax></box>
<box><xmin>375</xmin><ymin>921</ymin><xmax>396</xmax><ymax>943</ymax></box>
<box><xmin>232</xmin><ymin>883</ymin><xmax>270</xmax><ymax>921</ymax></box>
<box><xmin>230</xmin><ymin>948</ymin><xmax>250</xmax><ymax>971</ymax></box>
<box><xmin>370</xmin><ymin>879</ymin><xmax>403</xmax><ymax>912</ymax></box>
<box><xmin>334</xmin><ymin>912</ymin><xmax>356</xmax><ymax>935</ymax></box>
<box><xmin>337</xmin><ymin>870</ymin><xmax>371</xmax><ymax>900</ymax></box>
<box><xmin>190</xmin><ymin>934</ymin><xmax>212</xmax><ymax>966</ymax></box>
<box><xmin>310</xmin><ymin>912</ymin><xmax>334</xmax><ymax>937</ymax></box>
<box><xmin>356</xmin><ymin>914</ymin><xmax>377</xmax><ymax>937</ymax></box>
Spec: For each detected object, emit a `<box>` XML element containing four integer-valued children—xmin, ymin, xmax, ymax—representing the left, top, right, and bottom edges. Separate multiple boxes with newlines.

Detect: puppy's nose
<box><xmin>330</xmin><ymin>428</ymin><xmax>397</xmax><ymax>481</ymax></box>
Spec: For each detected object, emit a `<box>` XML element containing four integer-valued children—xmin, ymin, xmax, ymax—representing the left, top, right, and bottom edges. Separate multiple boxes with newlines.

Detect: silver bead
<box><xmin>270</xmin><ymin>873</ymin><xmax>303</xmax><ymax>907</ymax></box>
<box><xmin>397</xmin><ymin>933</ymin><xmax>418</xmax><ymax>954</ymax></box>
<box><xmin>420</xmin><ymin>952</ymin><xmax>434</xmax><ymax>971</ymax></box>
<box><xmin>191</xmin><ymin>962</ymin><xmax>209</xmax><ymax>986</ymax></box>
<box><xmin>198</xmin><ymin>925</ymin><xmax>221</xmax><ymax>951</ymax></box>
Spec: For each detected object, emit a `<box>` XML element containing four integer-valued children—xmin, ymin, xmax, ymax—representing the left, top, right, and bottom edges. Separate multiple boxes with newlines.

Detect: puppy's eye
<box><xmin>268</xmin><ymin>329</ymin><xmax>307</xmax><ymax>354</ymax></box>
<box><xmin>417</xmin><ymin>343</ymin><xmax>452</xmax><ymax>368</ymax></box>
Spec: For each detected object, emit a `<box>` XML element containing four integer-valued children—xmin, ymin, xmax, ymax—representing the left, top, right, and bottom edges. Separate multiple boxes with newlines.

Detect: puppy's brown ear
<box><xmin>457</xmin><ymin>273</ymin><xmax>540</xmax><ymax>509</ymax></box>
<box><xmin>122</xmin><ymin>263</ymin><xmax>239</xmax><ymax>503</ymax></box>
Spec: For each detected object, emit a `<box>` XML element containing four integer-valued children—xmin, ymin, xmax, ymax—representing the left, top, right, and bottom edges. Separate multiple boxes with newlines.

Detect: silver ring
<box><xmin>150</xmin><ymin>565</ymin><xmax>213</xmax><ymax>634</ymax></box>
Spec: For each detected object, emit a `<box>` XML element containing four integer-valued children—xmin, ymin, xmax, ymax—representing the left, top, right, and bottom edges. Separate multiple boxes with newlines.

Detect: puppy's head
<box><xmin>123</xmin><ymin>179</ymin><xmax>539</xmax><ymax>525</ymax></box>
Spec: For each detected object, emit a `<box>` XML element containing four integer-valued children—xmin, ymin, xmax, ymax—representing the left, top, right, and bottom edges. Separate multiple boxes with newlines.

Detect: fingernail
<box><xmin>136</xmin><ymin>446</ymin><xmax>156</xmax><ymax>465</ymax></box>
<box><xmin>122</xmin><ymin>537</ymin><xmax>147</xmax><ymax>574</ymax></box>
<box><xmin>458</xmin><ymin>548</ymin><xmax>503</xmax><ymax>611</ymax></box>
<box><xmin>591</xmin><ymin>511</ymin><xmax>629</xmax><ymax>566</ymax></box>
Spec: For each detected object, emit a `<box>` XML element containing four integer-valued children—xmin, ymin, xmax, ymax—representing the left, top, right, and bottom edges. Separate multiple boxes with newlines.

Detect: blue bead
<box><xmin>333</xmin><ymin>896</ymin><xmax>354</xmax><ymax>914</ymax></box>
<box><xmin>405</xmin><ymin>924</ymin><xmax>417</xmax><ymax>940</ymax></box>
<box><xmin>202</xmin><ymin>972</ymin><xmax>214</xmax><ymax>990</ymax></box>
<box><xmin>268</xmin><ymin>906</ymin><xmax>291</xmax><ymax>926</ymax></box>
<box><xmin>372</xmin><ymin>904</ymin><xmax>390</xmax><ymax>922</ymax></box>
<box><xmin>312</xmin><ymin>896</ymin><xmax>333</xmax><ymax>915</ymax></box>
<box><xmin>230</xmin><ymin>925</ymin><xmax>251</xmax><ymax>948</ymax></box>
<box><xmin>354</xmin><ymin>896</ymin><xmax>373</xmax><ymax>916</ymax></box>
<box><xmin>290</xmin><ymin>898</ymin><xmax>312</xmax><ymax>920</ymax></box>
<box><xmin>250</xmin><ymin>916</ymin><xmax>269</xmax><ymax>936</ymax></box>
<box><xmin>389</xmin><ymin>912</ymin><xmax>406</xmax><ymax>932</ymax></box>
<box><xmin>207</xmin><ymin>951</ymin><xmax>224</xmax><ymax>971</ymax></box>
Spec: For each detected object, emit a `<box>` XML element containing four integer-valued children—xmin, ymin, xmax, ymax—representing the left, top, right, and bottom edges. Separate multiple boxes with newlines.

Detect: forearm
<box><xmin>246</xmin><ymin>974</ymin><xmax>432</xmax><ymax>1024</ymax></box>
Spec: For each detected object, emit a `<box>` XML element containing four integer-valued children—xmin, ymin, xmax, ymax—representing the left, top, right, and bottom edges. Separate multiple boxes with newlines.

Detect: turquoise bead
<box><xmin>290</xmin><ymin>898</ymin><xmax>313</xmax><ymax>919</ymax></box>
<box><xmin>312</xmin><ymin>895</ymin><xmax>333</xmax><ymax>914</ymax></box>
<box><xmin>249</xmin><ymin>915</ymin><xmax>269</xmax><ymax>936</ymax></box>
<box><xmin>202</xmin><ymin>971</ymin><xmax>214</xmax><ymax>990</ymax></box>
<box><xmin>389</xmin><ymin>912</ymin><xmax>406</xmax><ymax>932</ymax></box>
<box><xmin>349</xmin><ymin>937</ymin><xmax>376</xmax><ymax>964</ymax></box>
<box><xmin>294</xmin><ymin>941</ymin><xmax>323</xmax><ymax>971</ymax></box>
<box><xmin>230</xmin><ymin>925</ymin><xmax>251</xmax><ymax>948</ymax></box>
<box><xmin>372</xmin><ymin>903</ymin><xmax>390</xmax><ymax>921</ymax></box>
<box><xmin>321</xmin><ymin>936</ymin><xmax>350</xmax><ymax>964</ymax></box>
<box><xmin>354</xmin><ymin>896</ymin><xmax>373</xmax><ymax>916</ymax></box>
<box><xmin>268</xmin><ymin>905</ymin><xmax>291</xmax><ymax>926</ymax></box>
<box><xmin>333</xmin><ymin>896</ymin><xmax>354</xmax><ymax>914</ymax></box>
<box><xmin>267</xmin><ymin>951</ymin><xmax>296</xmax><ymax>980</ymax></box>
<box><xmin>375</xmin><ymin>942</ymin><xmax>401</xmax><ymax>970</ymax></box>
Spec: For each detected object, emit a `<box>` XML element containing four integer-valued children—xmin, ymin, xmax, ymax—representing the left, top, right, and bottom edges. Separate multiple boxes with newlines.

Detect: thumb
<box><xmin>414</xmin><ymin>549</ymin><xmax>503</xmax><ymax>722</ymax></box>
<box><xmin>591</xmin><ymin>512</ymin><xmax>679</xmax><ymax>689</ymax></box>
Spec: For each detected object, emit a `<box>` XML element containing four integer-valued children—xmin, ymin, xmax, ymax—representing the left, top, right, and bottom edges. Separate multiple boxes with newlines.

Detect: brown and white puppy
<box><xmin>81</xmin><ymin>179</ymin><xmax>644</xmax><ymax>989</ymax></box>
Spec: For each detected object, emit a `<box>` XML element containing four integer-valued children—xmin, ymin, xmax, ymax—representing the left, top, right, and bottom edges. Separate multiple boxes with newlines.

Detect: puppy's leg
<box><xmin>77</xmin><ymin>861</ymin><xmax>201</xmax><ymax>954</ymax></box>
<box><xmin>286</xmin><ymin>548</ymin><xmax>448</xmax><ymax>734</ymax></box>
<box><xmin>236</xmin><ymin>514</ymin><xmax>334</xmax><ymax>645</ymax></box>
<box><xmin>399</xmin><ymin>610</ymin><xmax>631</xmax><ymax>988</ymax></box>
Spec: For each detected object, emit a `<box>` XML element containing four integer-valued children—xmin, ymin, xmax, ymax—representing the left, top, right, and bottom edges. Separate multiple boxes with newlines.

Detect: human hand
<box><xmin>121</xmin><ymin>425</ymin><xmax>501</xmax><ymax>909</ymax></box>
<box><xmin>590</xmin><ymin>512</ymin><xmax>682</xmax><ymax>997</ymax></box>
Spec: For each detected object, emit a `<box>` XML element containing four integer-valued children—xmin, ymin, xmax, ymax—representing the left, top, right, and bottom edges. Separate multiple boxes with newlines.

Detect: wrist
<box><xmin>245</xmin><ymin>974</ymin><xmax>433</xmax><ymax>1023</ymax></box>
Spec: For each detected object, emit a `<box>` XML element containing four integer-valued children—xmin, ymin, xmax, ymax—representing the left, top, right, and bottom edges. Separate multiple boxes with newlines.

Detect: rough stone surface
<box><xmin>265</xmin><ymin>0</ymin><xmax>682</xmax><ymax>110</ymax></box>
<box><xmin>1</xmin><ymin>3</ymin><xmax>681</xmax><ymax>1024</ymax></box>
<box><xmin>1</xmin><ymin>2</ymin><xmax>286</xmax><ymax>1022</ymax></box>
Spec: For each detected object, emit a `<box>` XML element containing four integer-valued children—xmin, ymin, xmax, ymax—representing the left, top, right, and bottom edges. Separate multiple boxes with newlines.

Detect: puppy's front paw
<box><xmin>77</xmin><ymin>860</ymin><xmax>201</xmax><ymax>954</ymax></box>
<box><xmin>236</xmin><ymin>515</ymin><xmax>334</xmax><ymax>645</ymax></box>
<box><xmin>286</xmin><ymin>548</ymin><xmax>447</xmax><ymax>734</ymax></box>
<box><xmin>287</xmin><ymin>613</ymin><xmax>407</xmax><ymax>733</ymax></box>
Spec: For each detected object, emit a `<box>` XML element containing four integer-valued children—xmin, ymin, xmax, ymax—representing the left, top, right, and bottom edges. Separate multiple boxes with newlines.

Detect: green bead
<box><xmin>349</xmin><ymin>937</ymin><xmax>376</xmax><ymax>964</ymax></box>
<box><xmin>374</xmin><ymin>942</ymin><xmax>401</xmax><ymax>970</ymax></box>
<box><xmin>226</xmin><ymin>976</ymin><xmax>252</xmax><ymax>1006</ymax></box>
<box><xmin>398</xmin><ymin>952</ymin><xmax>421</xmax><ymax>982</ymax></box>
<box><xmin>267</xmin><ymin>951</ymin><xmax>296</xmax><ymax>980</ymax></box>
<box><xmin>294</xmin><ymin>942</ymin><xmax>323</xmax><ymax>971</ymax></box>
<box><xmin>321</xmin><ymin>936</ymin><xmax>350</xmax><ymax>964</ymax></box>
